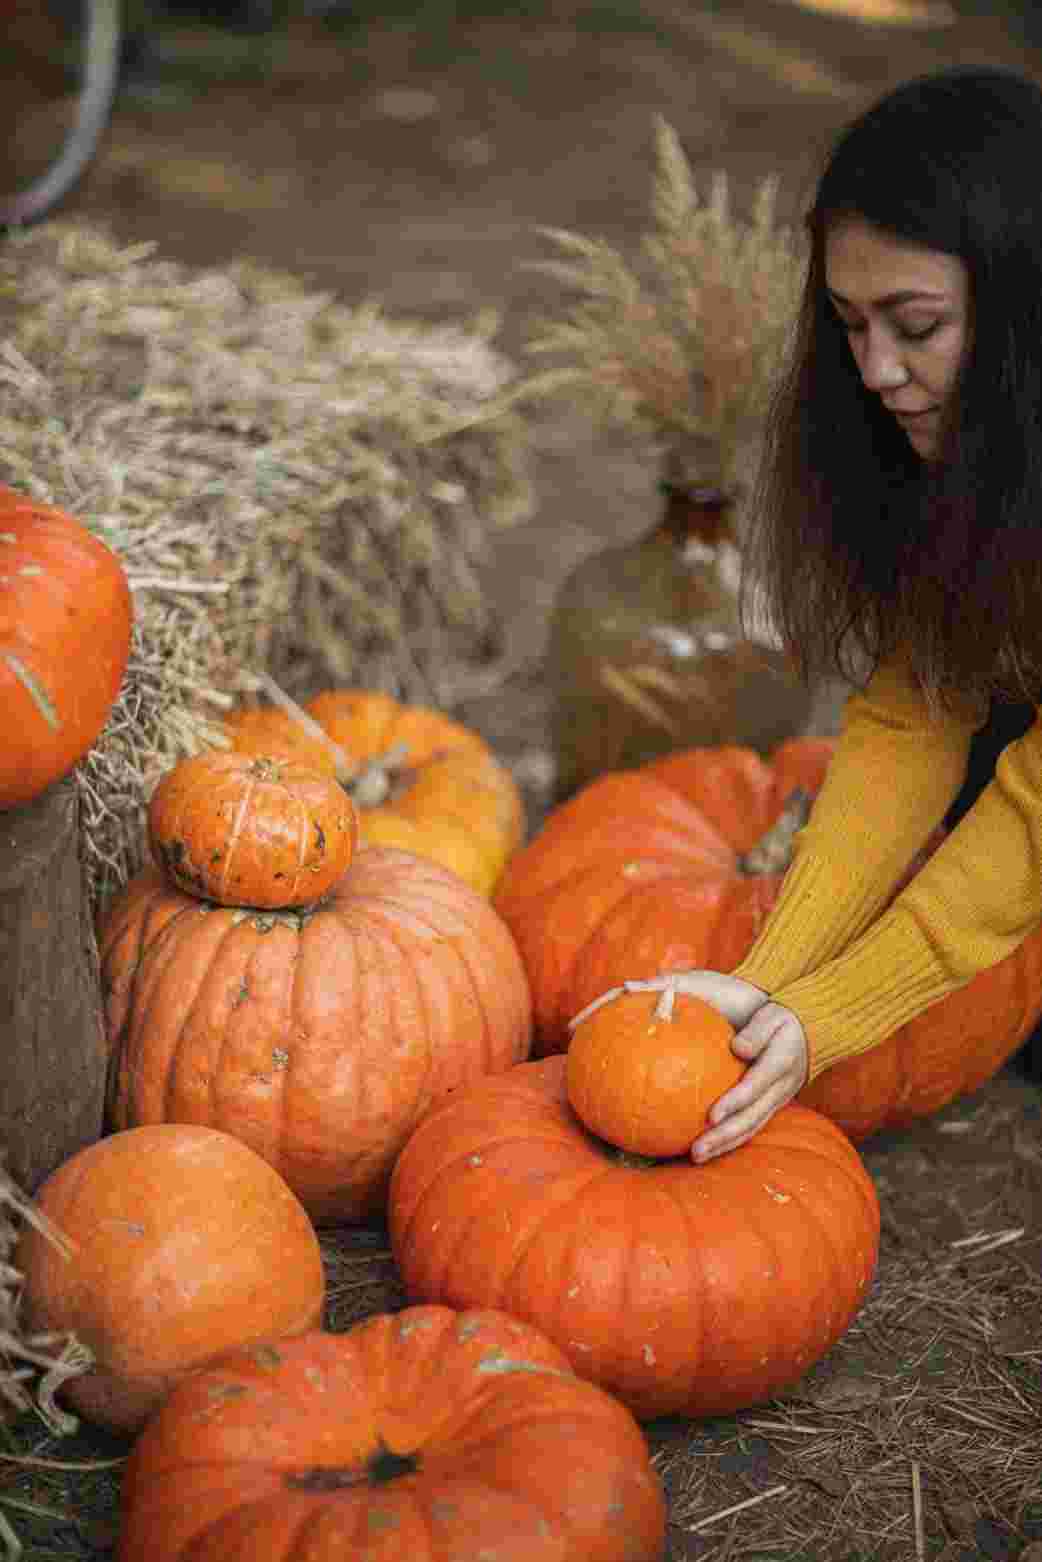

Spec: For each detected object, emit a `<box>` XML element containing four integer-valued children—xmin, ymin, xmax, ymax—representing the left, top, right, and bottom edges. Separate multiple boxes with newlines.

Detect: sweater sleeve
<box><xmin>772</xmin><ymin>707</ymin><xmax>1042</xmax><ymax>1078</ymax></box>
<box><xmin>732</xmin><ymin>655</ymin><xmax>984</xmax><ymax>996</ymax></box>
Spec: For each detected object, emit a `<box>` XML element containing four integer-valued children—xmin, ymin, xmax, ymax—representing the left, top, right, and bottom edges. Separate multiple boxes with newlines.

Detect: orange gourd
<box><xmin>100</xmin><ymin>847</ymin><xmax>532</xmax><ymax>1223</ymax></box>
<box><xmin>493</xmin><ymin>737</ymin><xmax>1042</xmax><ymax>1142</ymax></box>
<box><xmin>388</xmin><ymin>1055</ymin><xmax>880</xmax><ymax>1420</ymax></box>
<box><xmin>0</xmin><ymin>484</ymin><xmax>132</xmax><ymax>808</ymax></box>
<box><xmin>14</xmin><ymin>1124</ymin><xmax>325</xmax><ymax>1435</ymax></box>
<box><xmin>224</xmin><ymin>689</ymin><xmax>525</xmax><ymax>895</ymax></box>
<box><xmin>116</xmin><ymin>1307</ymin><xmax>667</xmax><ymax>1562</ymax></box>
<box><xmin>148</xmin><ymin>750</ymin><xmax>358</xmax><ymax>908</ymax></box>
<box><xmin>566</xmin><ymin>985</ymin><xmax>743</xmax><ymax>1156</ymax></box>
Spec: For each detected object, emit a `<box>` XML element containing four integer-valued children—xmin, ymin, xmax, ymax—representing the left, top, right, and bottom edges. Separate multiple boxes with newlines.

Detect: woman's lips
<box><xmin>888</xmin><ymin>406</ymin><xmax>937</xmax><ymax>422</ymax></box>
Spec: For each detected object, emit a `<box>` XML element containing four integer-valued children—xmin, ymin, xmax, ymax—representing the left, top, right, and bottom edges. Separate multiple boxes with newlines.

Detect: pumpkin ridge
<box><xmin>725</xmin><ymin>1126</ymin><xmax>880</xmax><ymax>1336</ymax></box>
<box><xmin>495</xmin><ymin>1160</ymin><xmax>622</xmax><ymax>1319</ymax></box>
<box><xmin>125</xmin><ymin>901</ymin><xmax>232</xmax><ymax>1126</ymax></box>
<box><xmin>396</xmin><ymin>1121</ymin><xmax>602</xmax><ymax>1303</ymax></box>
<box><xmin>214</xmin><ymin>772</ymin><xmax>256</xmax><ymax>904</ymax></box>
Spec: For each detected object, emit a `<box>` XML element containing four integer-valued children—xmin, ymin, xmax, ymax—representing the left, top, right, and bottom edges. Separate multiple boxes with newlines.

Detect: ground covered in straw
<box><xmin>1</xmin><ymin>1067</ymin><xmax>1039</xmax><ymax>1561</ymax></box>
<box><xmin>2</xmin><ymin>2</ymin><xmax>1040</xmax><ymax>1557</ymax></box>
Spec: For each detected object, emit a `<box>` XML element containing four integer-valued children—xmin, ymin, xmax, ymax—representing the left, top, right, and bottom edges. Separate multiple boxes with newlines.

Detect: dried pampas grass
<box><xmin>520</xmin><ymin>116</ymin><xmax>807</xmax><ymax>493</ymax></box>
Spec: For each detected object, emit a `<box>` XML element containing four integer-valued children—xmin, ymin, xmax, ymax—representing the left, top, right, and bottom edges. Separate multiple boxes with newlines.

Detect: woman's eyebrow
<box><xmin>826</xmin><ymin>286</ymin><xmax>948</xmax><ymax>307</ymax></box>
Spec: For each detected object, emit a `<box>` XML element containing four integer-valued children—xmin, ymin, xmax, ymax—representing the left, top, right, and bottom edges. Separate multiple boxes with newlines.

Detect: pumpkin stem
<box><xmin>737</xmin><ymin>786</ymin><xmax>812</xmax><ymax>877</ymax></box>
<box><xmin>286</xmin><ymin>1445</ymin><xmax>419</xmax><ymax>1490</ymax></box>
<box><xmin>240</xmin><ymin>670</ymin><xmax>357</xmax><ymax>787</ymax></box>
<box><xmin>345</xmin><ymin>742</ymin><xmax>410</xmax><ymax>809</ymax></box>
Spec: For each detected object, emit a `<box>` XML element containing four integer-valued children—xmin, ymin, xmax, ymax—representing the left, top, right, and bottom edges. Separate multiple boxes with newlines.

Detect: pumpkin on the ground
<box><xmin>223</xmin><ymin>689</ymin><xmax>524</xmax><ymax>896</ymax></box>
<box><xmin>0</xmin><ymin>484</ymin><xmax>132</xmax><ymax>808</ymax></box>
<box><xmin>566</xmin><ymin>982</ymin><xmax>743</xmax><ymax>1157</ymax></box>
<box><xmin>116</xmin><ymin>1306</ymin><xmax>667</xmax><ymax>1562</ymax></box>
<box><xmin>100</xmin><ymin>847</ymin><xmax>532</xmax><ymax>1224</ymax></box>
<box><xmin>493</xmin><ymin>737</ymin><xmax>1042</xmax><ymax>1142</ymax></box>
<box><xmin>388</xmin><ymin>1055</ymin><xmax>880</xmax><ymax>1420</ymax></box>
<box><xmin>15</xmin><ymin>1124</ymin><xmax>325</xmax><ymax>1435</ymax></box>
<box><xmin>148</xmin><ymin>750</ymin><xmax>358</xmax><ymax>908</ymax></box>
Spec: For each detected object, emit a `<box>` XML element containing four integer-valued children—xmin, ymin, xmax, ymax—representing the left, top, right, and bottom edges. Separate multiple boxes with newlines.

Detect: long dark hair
<box><xmin>743</xmin><ymin>66</ymin><xmax>1042</xmax><ymax>711</ymax></box>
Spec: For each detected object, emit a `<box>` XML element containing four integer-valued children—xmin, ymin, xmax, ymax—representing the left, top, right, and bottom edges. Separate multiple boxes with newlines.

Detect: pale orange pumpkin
<box><xmin>223</xmin><ymin>689</ymin><xmax>524</xmax><ymax>896</ymax></box>
<box><xmin>148</xmin><ymin>750</ymin><xmax>358</xmax><ymax>909</ymax></box>
<box><xmin>15</xmin><ymin>1123</ymin><xmax>325</xmax><ymax>1434</ymax></box>
<box><xmin>566</xmin><ymin>984</ymin><xmax>743</xmax><ymax>1157</ymax></box>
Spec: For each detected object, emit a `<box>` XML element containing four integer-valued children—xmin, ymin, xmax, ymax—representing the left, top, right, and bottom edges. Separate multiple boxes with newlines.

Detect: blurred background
<box><xmin>4</xmin><ymin>0</ymin><xmax>1042</xmax><ymax>763</ymax></box>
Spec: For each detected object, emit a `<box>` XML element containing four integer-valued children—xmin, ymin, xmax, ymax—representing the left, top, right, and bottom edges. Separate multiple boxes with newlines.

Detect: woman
<box><xmin>581</xmin><ymin>65</ymin><xmax>1042</xmax><ymax>1161</ymax></box>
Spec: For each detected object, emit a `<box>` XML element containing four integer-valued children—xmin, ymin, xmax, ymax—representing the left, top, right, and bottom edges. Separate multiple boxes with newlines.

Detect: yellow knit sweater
<box><xmin>732</xmin><ymin>657</ymin><xmax>1042</xmax><ymax>1080</ymax></box>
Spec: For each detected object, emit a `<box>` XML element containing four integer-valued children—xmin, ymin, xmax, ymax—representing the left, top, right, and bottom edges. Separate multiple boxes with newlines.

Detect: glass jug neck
<box><xmin>656</xmin><ymin>481</ymin><xmax>735</xmax><ymax>546</ymax></box>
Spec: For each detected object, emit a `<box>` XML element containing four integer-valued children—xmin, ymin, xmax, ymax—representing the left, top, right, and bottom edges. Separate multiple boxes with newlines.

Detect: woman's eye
<box><xmin>896</xmin><ymin>320</ymin><xmax>939</xmax><ymax>343</ymax></box>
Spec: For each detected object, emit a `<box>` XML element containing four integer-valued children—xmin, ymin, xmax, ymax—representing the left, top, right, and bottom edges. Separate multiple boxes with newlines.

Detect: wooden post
<box><xmin>0</xmin><ymin>774</ymin><xmax>107</xmax><ymax>1196</ymax></box>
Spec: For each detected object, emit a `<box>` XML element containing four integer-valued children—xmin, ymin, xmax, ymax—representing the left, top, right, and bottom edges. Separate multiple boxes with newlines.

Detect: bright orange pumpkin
<box><xmin>493</xmin><ymin>737</ymin><xmax>1042</xmax><ymax>1142</ymax></box>
<box><xmin>148</xmin><ymin>750</ymin><xmax>358</xmax><ymax>908</ymax></box>
<box><xmin>389</xmin><ymin>1055</ymin><xmax>880</xmax><ymax>1420</ymax></box>
<box><xmin>15</xmin><ymin>1123</ymin><xmax>325</xmax><ymax>1435</ymax></box>
<box><xmin>223</xmin><ymin>689</ymin><xmax>524</xmax><ymax>896</ymax></box>
<box><xmin>0</xmin><ymin>484</ymin><xmax>132</xmax><ymax>808</ymax></box>
<box><xmin>566</xmin><ymin>984</ymin><xmax>743</xmax><ymax>1157</ymax></box>
<box><xmin>100</xmin><ymin>847</ymin><xmax>532</xmax><ymax>1223</ymax></box>
<box><xmin>116</xmin><ymin>1307</ymin><xmax>668</xmax><ymax>1562</ymax></box>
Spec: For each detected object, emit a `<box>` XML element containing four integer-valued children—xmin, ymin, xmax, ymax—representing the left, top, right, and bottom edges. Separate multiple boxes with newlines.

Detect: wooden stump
<box><xmin>0</xmin><ymin>775</ymin><xmax>107</xmax><ymax>1196</ymax></box>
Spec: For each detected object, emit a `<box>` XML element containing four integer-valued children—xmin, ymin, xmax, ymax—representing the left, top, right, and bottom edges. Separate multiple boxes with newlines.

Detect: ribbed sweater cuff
<box><xmin>771</xmin><ymin>907</ymin><xmax>963</xmax><ymax>1080</ymax></box>
<box><xmin>732</xmin><ymin>842</ymin><xmax>917</xmax><ymax>994</ymax></box>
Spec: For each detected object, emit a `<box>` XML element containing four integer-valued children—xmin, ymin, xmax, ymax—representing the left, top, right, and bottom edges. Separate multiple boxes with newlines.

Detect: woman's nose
<box><xmin>855</xmin><ymin>328</ymin><xmax>908</xmax><ymax>393</ymax></box>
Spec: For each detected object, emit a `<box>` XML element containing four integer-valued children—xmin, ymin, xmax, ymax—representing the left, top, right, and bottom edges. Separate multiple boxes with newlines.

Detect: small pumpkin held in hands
<box><xmin>0</xmin><ymin>484</ymin><xmax>132</xmax><ymax>809</ymax></box>
<box><xmin>148</xmin><ymin>749</ymin><xmax>358</xmax><ymax>909</ymax></box>
<box><xmin>14</xmin><ymin>1123</ymin><xmax>325</xmax><ymax>1436</ymax></box>
<box><xmin>224</xmin><ymin>688</ymin><xmax>525</xmax><ymax>896</ymax></box>
<box><xmin>117</xmin><ymin>1306</ymin><xmax>667</xmax><ymax>1562</ymax></box>
<box><xmin>566</xmin><ymin>984</ymin><xmax>743</xmax><ymax>1157</ymax></box>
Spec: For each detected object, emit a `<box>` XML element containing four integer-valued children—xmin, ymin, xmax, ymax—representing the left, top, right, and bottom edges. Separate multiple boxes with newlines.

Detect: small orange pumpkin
<box><xmin>224</xmin><ymin>689</ymin><xmax>525</xmax><ymax>896</ymax></box>
<box><xmin>0</xmin><ymin>484</ymin><xmax>133</xmax><ymax>808</ymax></box>
<box><xmin>14</xmin><ymin>1123</ymin><xmax>325</xmax><ymax>1435</ymax></box>
<box><xmin>566</xmin><ymin>984</ymin><xmax>743</xmax><ymax>1157</ymax></box>
<box><xmin>148</xmin><ymin>750</ymin><xmax>358</xmax><ymax>908</ymax></box>
<box><xmin>116</xmin><ymin>1307</ymin><xmax>667</xmax><ymax>1562</ymax></box>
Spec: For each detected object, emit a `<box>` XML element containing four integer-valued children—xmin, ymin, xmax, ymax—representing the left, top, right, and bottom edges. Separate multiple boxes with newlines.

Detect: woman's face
<box><xmin>824</xmin><ymin>217</ymin><xmax>971</xmax><ymax>462</ymax></box>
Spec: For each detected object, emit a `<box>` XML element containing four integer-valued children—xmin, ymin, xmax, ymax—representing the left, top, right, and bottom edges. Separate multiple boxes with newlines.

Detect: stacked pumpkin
<box><xmin>387</xmin><ymin>985</ymin><xmax>881</xmax><ymax>1422</ymax></box>
<box><xmin>101</xmin><ymin>720</ymin><xmax>533</xmax><ymax>1226</ymax></box>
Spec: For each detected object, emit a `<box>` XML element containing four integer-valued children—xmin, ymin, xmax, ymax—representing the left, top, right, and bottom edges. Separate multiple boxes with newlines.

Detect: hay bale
<box><xmin>0</xmin><ymin>221</ymin><xmax>534</xmax><ymax>918</ymax></box>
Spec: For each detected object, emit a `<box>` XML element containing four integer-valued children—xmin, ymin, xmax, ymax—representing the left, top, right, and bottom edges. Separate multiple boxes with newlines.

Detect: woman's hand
<box><xmin>568</xmin><ymin>971</ymin><xmax>809</xmax><ymax>1162</ymax></box>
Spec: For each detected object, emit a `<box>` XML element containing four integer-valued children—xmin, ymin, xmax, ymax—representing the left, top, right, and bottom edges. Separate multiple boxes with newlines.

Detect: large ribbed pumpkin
<box><xmin>0</xmin><ymin>484</ymin><xmax>132</xmax><ymax>808</ymax></box>
<box><xmin>100</xmin><ymin>847</ymin><xmax>532</xmax><ymax>1223</ymax></box>
<box><xmin>223</xmin><ymin>690</ymin><xmax>525</xmax><ymax>896</ymax></box>
<box><xmin>116</xmin><ymin>1308</ymin><xmax>667</xmax><ymax>1562</ymax></box>
<box><xmin>493</xmin><ymin>738</ymin><xmax>1042</xmax><ymax>1142</ymax></box>
<box><xmin>388</xmin><ymin>1055</ymin><xmax>880</xmax><ymax>1420</ymax></box>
